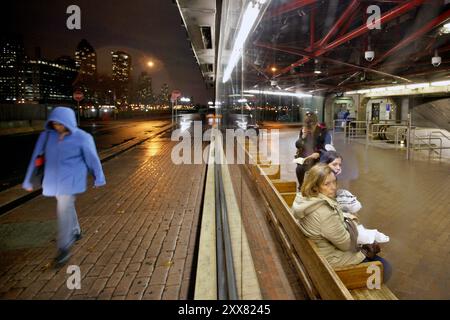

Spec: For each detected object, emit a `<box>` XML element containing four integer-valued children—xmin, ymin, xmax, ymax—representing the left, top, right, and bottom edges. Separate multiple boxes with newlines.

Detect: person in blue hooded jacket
<box><xmin>23</xmin><ymin>106</ymin><xmax>106</xmax><ymax>266</ymax></box>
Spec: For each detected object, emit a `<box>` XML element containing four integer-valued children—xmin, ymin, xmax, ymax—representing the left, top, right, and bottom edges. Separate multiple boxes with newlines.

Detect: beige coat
<box><xmin>292</xmin><ymin>193</ymin><xmax>366</xmax><ymax>267</ymax></box>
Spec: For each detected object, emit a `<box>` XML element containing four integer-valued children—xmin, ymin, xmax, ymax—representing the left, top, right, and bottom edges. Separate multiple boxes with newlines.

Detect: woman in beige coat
<box><xmin>292</xmin><ymin>163</ymin><xmax>366</xmax><ymax>268</ymax></box>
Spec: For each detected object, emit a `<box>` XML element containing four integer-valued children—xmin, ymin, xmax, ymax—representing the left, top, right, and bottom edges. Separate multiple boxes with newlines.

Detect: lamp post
<box><xmin>170</xmin><ymin>90</ymin><xmax>182</xmax><ymax>129</ymax></box>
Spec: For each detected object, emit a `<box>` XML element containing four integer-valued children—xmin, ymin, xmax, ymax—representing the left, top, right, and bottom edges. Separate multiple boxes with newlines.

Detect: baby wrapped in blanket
<box><xmin>336</xmin><ymin>189</ymin><xmax>390</xmax><ymax>245</ymax></box>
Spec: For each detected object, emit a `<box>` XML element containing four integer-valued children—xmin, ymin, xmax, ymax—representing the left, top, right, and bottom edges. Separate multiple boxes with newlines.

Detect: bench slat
<box><xmin>281</xmin><ymin>192</ymin><xmax>297</xmax><ymax>207</ymax></box>
<box><xmin>351</xmin><ymin>285</ymin><xmax>398</xmax><ymax>300</ymax></box>
<box><xmin>272</xmin><ymin>180</ymin><xmax>297</xmax><ymax>193</ymax></box>
<box><xmin>334</xmin><ymin>261</ymin><xmax>383</xmax><ymax>290</ymax></box>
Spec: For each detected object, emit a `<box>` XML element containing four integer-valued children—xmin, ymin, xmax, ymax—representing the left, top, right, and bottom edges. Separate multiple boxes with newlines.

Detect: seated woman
<box><xmin>320</xmin><ymin>151</ymin><xmax>390</xmax><ymax>245</ymax></box>
<box><xmin>292</xmin><ymin>164</ymin><xmax>391</xmax><ymax>281</ymax></box>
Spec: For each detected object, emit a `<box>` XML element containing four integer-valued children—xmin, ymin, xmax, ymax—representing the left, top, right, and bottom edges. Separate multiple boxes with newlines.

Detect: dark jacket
<box><xmin>295</xmin><ymin>124</ymin><xmax>331</xmax><ymax>159</ymax></box>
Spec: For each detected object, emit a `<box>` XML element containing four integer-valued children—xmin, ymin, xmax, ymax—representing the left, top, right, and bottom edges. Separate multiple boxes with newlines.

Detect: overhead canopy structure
<box><xmin>177</xmin><ymin>0</ymin><xmax>450</xmax><ymax>98</ymax></box>
<box><xmin>244</xmin><ymin>0</ymin><xmax>450</xmax><ymax>94</ymax></box>
<box><xmin>175</xmin><ymin>0</ymin><xmax>218</xmax><ymax>89</ymax></box>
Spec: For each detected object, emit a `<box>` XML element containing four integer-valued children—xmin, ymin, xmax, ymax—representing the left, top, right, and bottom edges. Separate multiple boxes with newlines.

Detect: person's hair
<box><xmin>320</xmin><ymin>151</ymin><xmax>343</xmax><ymax>164</ymax></box>
<box><xmin>304</xmin><ymin>112</ymin><xmax>318</xmax><ymax>129</ymax></box>
<box><xmin>301</xmin><ymin>163</ymin><xmax>334</xmax><ymax>198</ymax></box>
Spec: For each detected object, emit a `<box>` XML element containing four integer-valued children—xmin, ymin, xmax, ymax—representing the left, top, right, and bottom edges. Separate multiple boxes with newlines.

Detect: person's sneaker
<box><xmin>75</xmin><ymin>230</ymin><xmax>83</xmax><ymax>242</ymax></box>
<box><xmin>54</xmin><ymin>249</ymin><xmax>71</xmax><ymax>267</ymax></box>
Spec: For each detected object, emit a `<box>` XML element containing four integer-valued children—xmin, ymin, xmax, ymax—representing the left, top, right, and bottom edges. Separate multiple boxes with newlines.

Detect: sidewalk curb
<box><xmin>0</xmin><ymin>123</ymin><xmax>174</xmax><ymax>216</ymax></box>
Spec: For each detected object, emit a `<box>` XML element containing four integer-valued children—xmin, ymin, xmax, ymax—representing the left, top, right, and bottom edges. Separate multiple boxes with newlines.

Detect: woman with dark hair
<box><xmin>320</xmin><ymin>151</ymin><xmax>343</xmax><ymax>176</ymax></box>
<box><xmin>294</xmin><ymin>111</ymin><xmax>332</xmax><ymax>190</ymax></box>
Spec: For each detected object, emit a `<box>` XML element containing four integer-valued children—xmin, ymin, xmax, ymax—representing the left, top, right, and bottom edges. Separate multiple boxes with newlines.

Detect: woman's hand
<box><xmin>25</xmin><ymin>187</ymin><xmax>33</xmax><ymax>192</ymax></box>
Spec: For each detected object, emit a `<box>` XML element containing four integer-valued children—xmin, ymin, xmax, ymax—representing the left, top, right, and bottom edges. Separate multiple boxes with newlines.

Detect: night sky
<box><xmin>5</xmin><ymin>0</ymin><xmax>213</xmax><ymax>104</ymax></box>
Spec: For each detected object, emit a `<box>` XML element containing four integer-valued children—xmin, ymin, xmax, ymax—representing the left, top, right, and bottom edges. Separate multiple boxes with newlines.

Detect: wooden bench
<box><xmin>243</xmin><ymin>144</ymin><xmax>397</xmax><ymax>300</ymax></box>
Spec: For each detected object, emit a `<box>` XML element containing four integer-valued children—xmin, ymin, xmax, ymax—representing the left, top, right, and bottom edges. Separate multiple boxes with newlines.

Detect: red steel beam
<box><xmin>255</xmin><ymin>42</ymin><xmax>412</xmax><ymax>83</ymax></box>
<box><xmin>372</xmin><ymin>9</ymin><xmax>450</xmax><ymax>65</ymax></box>
<box><xmin>317</xmin><ymin>0</ymin><xmax>360</xmax><ymax>48</ymax></box>
<box><xmin>273</xmin><ymin>0</ymin><xmax>426</xmax><ymax>77</ymax></box>
<box><xmin>337</xmin><ymin>6</ymin><xmax>360</xmax><ymax>38</ymax></box>
<box><xmin>318</xmin><ymin>0</ymin><xmax>426</xmax><ymax>55</ymax></box>
<box><xmin>267</xmin><ymin>0</ymin><xmax>318</xmax><ymax>19</ymax></box>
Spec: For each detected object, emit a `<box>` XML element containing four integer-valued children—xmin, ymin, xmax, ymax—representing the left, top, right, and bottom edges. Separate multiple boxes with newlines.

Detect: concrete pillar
<box><xmin>401</xmin><ymin>98</ymin><xmax>409</xmax><ymax>122</ymax></box>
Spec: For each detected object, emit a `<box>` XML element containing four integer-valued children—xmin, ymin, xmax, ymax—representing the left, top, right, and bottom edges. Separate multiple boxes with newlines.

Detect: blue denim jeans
<box><xmin>363</xmin><ymin>255</ymin><xmax>392</xmax><ymax>283</ymax></box>
<box><xmin>55</xmin><ymin>195</ymin><xmax>80</xmax><ymax>251</ymax></box>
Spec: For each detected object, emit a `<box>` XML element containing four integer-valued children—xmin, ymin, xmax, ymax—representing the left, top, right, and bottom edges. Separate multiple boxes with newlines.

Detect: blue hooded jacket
<box><xmin>23</xmin><ymin>107</ymin><xmax>106</xmax><ymax>196</ymax></box>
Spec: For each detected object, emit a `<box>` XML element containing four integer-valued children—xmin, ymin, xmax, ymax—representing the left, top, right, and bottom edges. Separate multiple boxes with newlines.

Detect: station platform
<box><xmin>0</xmin><ymin>122</ymin><xmax>448</xmax><ymax>300</ymax></box>
<box><xmin>272</xmin><ymin>127</ymin><xmax>450</xmax><ymax>299</ymax></box>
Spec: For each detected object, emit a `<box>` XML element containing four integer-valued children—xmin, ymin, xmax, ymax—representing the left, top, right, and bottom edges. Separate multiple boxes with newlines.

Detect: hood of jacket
<box><xmin>293</xmin><ymin>193</ymin><xmax>339</xmax><ymax>219</ymax></box>
<box><xmin>45</xmin><ymin>107</ymin><xmax>78</xmax><ymax>132</ymax></box>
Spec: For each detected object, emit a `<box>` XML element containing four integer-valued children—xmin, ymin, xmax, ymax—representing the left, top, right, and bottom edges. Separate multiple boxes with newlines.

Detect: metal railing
<box><xmin>332</xmin><ymin>115</ymin><xmax>449</xmax><ymax>161</ymax></box>
<box><xmin>394</xmin><ymin>126</ymin><xmax>409</xmax><ymax>150</ymax></box>
<box><xmin>408</xmin><ymin>130</ymin><xmax>450</xmax><ymax>160</ymax></box>
<box><xmin>332</xmin><ymin>119</ymin><xmax>349</xmax><ymax>136</ymax></box>
<box><xmin>346</xmin><ymin>120</ymin><xmax>368</xmax><ymax>140</ymax></box>
<box><xmin>429</xmin><ymin>131</ymin><xmax>450</xmax><ymax>141</ymax></box>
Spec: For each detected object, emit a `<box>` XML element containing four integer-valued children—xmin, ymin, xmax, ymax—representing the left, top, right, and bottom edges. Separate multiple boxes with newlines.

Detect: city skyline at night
<box><xmin>5</xmin><ymin>0</ymin><xmax>213</xmax><ymax>104</ymax></box>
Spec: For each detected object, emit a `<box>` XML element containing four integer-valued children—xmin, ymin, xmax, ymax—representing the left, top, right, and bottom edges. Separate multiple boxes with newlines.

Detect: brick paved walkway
<box><xmin>0</xmin><ymin>132</ymin><xmax>206</xmax><ymax>300</ymax></box>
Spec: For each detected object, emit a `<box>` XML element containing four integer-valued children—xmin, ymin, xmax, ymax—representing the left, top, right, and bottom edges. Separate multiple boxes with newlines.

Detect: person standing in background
<box><xmin>294</xmin><ymin>111</ymin><xmax>331</xmax><ymax>190</ymax></box>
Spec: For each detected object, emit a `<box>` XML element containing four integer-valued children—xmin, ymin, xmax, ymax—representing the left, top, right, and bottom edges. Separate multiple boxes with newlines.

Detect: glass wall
<box><xmin>215</xmin><ymin>0</ymin><xmax>450</xmax><ymax>299</ymax></box>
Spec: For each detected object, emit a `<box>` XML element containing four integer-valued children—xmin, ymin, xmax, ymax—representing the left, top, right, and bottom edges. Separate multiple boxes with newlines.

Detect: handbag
<box><xmin>29</xmin><ymin>132</ymin><xmax>49</xmax><ymax>189</ymax></box>
<box><xmin>361</xmin><ymin>242</ymin><xmax>381</xmax><ymax>259</ymax></box>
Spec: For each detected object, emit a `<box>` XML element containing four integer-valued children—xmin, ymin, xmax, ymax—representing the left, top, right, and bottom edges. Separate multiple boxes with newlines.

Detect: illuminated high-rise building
<box><xmin>0</xmin><ymin>34</ymin><xmax>25</xmax><ymax>102</ymax></box>
<box><xmin>75</xmin><ymin>39</ymin><xmax>97</xmax><ymax>77</ymax></box>
<box><xmin>19</xmin><ymin>57</ymin><xmax>78</xmax><ymax>103</ymax></box>
<box><xmin>137</xmin><ymin>71</ymin><xmax>153</xmax><ymax>105</ymax></box>
<box><xmin>111</xmin><ymin>51</ymin><xmax>131</xmax><ymax>83</ymax></box>
<box><xmin>111</xmin><ymin>51</ymin><xmax>132</xmax><ymax>107</ymax></box>
<box><xmin>159</xmin><ymin>83</ymin><xmax>169</xmax><ymax>106</ymax></box>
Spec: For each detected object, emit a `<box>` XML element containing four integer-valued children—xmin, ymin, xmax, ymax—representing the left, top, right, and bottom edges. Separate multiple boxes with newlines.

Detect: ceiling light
<box><xmin>440</xmin><ymin>22</ymin><xmax>450</xmax><ymax>34</ymax></box>
<box><xmin>223</xmin><ymin>1</ymin><xmax>265</xmax><ymax>83</ymax></box>
<box><xmin>431</xmin><ymin>80</ymin><xmax>450</xmax><ymax>86</ymax></box>
<box><xmin>387</xmin><ymin>85</ymin><xmax>405</xmax><ymax>91</ymax></box>
<box><xmin>244</xmin><ymin>89</ymin><xmax>312</xmax><ymax>98</ymax></box>
<box><xmin>406</xmin><ymin>83</ymin><xmax>429</xmax><ymax>89</ymax></box>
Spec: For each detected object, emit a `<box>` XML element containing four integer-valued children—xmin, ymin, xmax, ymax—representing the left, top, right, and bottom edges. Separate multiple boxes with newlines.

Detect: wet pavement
<box><xmin>0</xmin><ymin>125</ymin><xmax>206</xmax><ymax>300</ymax></box>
